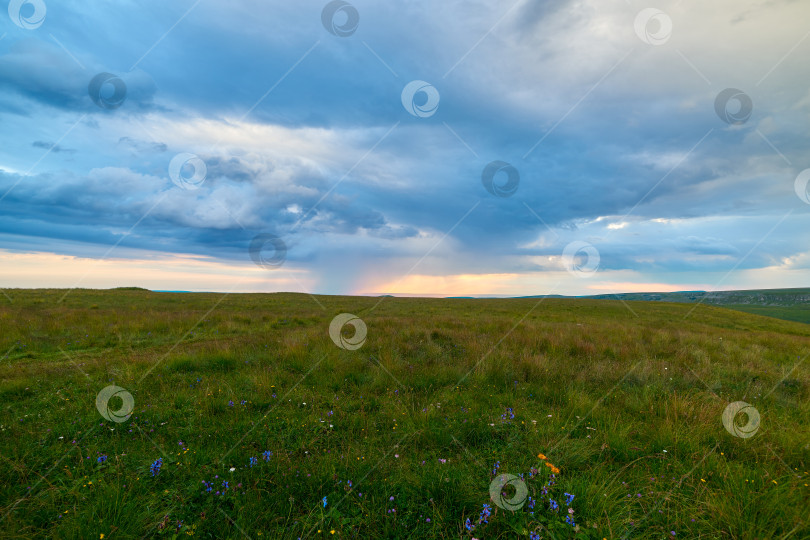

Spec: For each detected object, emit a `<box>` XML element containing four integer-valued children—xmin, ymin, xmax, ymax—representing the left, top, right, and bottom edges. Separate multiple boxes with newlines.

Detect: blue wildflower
<box><xmin>150</xmin><ymin>458</ymin><xmax>163</xmax><ymax>477</ymax></box>
<box><xmin>322</xmin><ymin>496</ymin><xmax>327</xmax><ymax>508</ymax></box>
<box><xmin>262</xmin><ymin>450</ymin><xmax>272</xmax><ymax>461</ymax></box>
<box><xmin>564</xmin><ymin>492</ymin><xmax>575</xmax><ymax>505</ymax></box>
<box><xmin>97</xmin><ymin>455</ymin><xmax>107</xmax><ymax>464</ymax></box>
<box><xmin>566</xmin><ymin>515</ymin><xmax>576</xmax><ymax>527</ymax></box>
<box><xmin>249</xmin><ymin>456</ymin><xmax>257</xmax><ymax>467</ymax></box>
<box><xmin>479</xmin><ymin>503</ymin><xmax>491</xmax><ymax>524</ymax></box>
<box><xmin>549</xmin><ymin>499</ymin><xmax>558</xmax><ymax>511</ymax></box>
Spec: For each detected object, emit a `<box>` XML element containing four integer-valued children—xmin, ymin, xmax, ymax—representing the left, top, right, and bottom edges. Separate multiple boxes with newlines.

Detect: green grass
<box><xmin>0</xmin><ymin>289</ymin><xmax>808</xmax><ymax>539</ymax></box>
<box><xmin>584</xmin><ymin>288</ymin><xmax>810</xmax><ymax>325</ymax></box>
<box><xmin>720</xmin><ymin>304</ymin><xmax>810</xmax><ymax>325</ymax></box>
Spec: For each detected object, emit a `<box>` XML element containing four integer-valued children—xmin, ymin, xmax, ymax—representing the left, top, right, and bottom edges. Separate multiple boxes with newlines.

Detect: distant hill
<box><xmin>585</xmin><ymin>288</ymin><xmax>810</xmax><ymax>306</ymax></box>
<box><xmin>518</xmin><ymin>288</ymin><xmax>810</xmax><ymax>324</ymax></box>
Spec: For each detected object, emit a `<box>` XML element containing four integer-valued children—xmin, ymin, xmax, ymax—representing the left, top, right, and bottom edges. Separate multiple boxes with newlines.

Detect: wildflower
<box><xmin>262</xmin><ymin>450</ymin><xmax>272</xmax><ymax>461</ymax></box>
<box><xmin>240</xmin><ymin>400</ymin><xmax>246</xmax><ymax>405</ymax></box>
<box><xmin>150</xmin><ymin>458</ymin><xmax>163</xmax><ymax>477</ymax></box>
<box><xmin>537</xmin><ymin>453</ymin><xmax>547</xmax><ymax>460</ymax></box>
<box><xmin>222</xmin><ymin>481</ymin><xmax>229</xmax><ymax>489</ymax></box>
<box><xmin>549</xmin><ymin>499</ymin><xmax>559</xmax><ymax>511</ymax></box>
<box><xmin>479</xmin><ymin>503</ymin><xmax>491</xmax><ymax>524</ymax></box>
<box><xmin>249</xmin><ymin>457</ymin><xmax>257</xmax><ymax>468</ymax></box>
<box><xmin>564</xmin><ymin>492</ymin><xmax>575</xmax><ymax>505</ymax></box>
<box><xmin>565</xmin><ymin>515</ymin><xmax>576</xmax><ymax>527</ymax></box>
<box><xmin>322</xmin><ymin>496</ymin><xmax>327</xmax><ymax>508</ymax></box>
<box><xmin>97</xmin><ymin>455</ymin><xmax>107</xmax><ymax>464</ymax></box>
<box><xmin>228</xmin><ymin>401</ymin><xmax>234</xmax><ymax>407</ymax></box>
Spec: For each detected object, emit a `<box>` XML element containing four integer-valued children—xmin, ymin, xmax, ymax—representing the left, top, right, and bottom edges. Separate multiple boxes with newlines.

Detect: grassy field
<box><xmin>585</xmin><ymin>288</ymin><xmax>810</xmax><ymax>325</ymax></box>
<box><xmin>718</xmin><ymin>305</ymin><xmax>810</xmax><ymax>326</ymax></box>
<box><xmin>0</xmin><ymin>289</ymin><xmax>808</xmax><ymax>539</ymax></box>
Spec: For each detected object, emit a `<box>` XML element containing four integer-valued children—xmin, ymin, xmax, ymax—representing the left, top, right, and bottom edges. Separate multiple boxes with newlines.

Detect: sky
<box><xmin>1</xmin><ymin>0</ymin><xmax>809</xmax><ymax>297</ymax></box>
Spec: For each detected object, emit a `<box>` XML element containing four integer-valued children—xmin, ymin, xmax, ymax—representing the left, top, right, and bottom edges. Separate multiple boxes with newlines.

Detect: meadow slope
<box><xmin>0</xmin><ymin>289</ymin><xmax>807</xmax><ymax>539</ymax></box>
